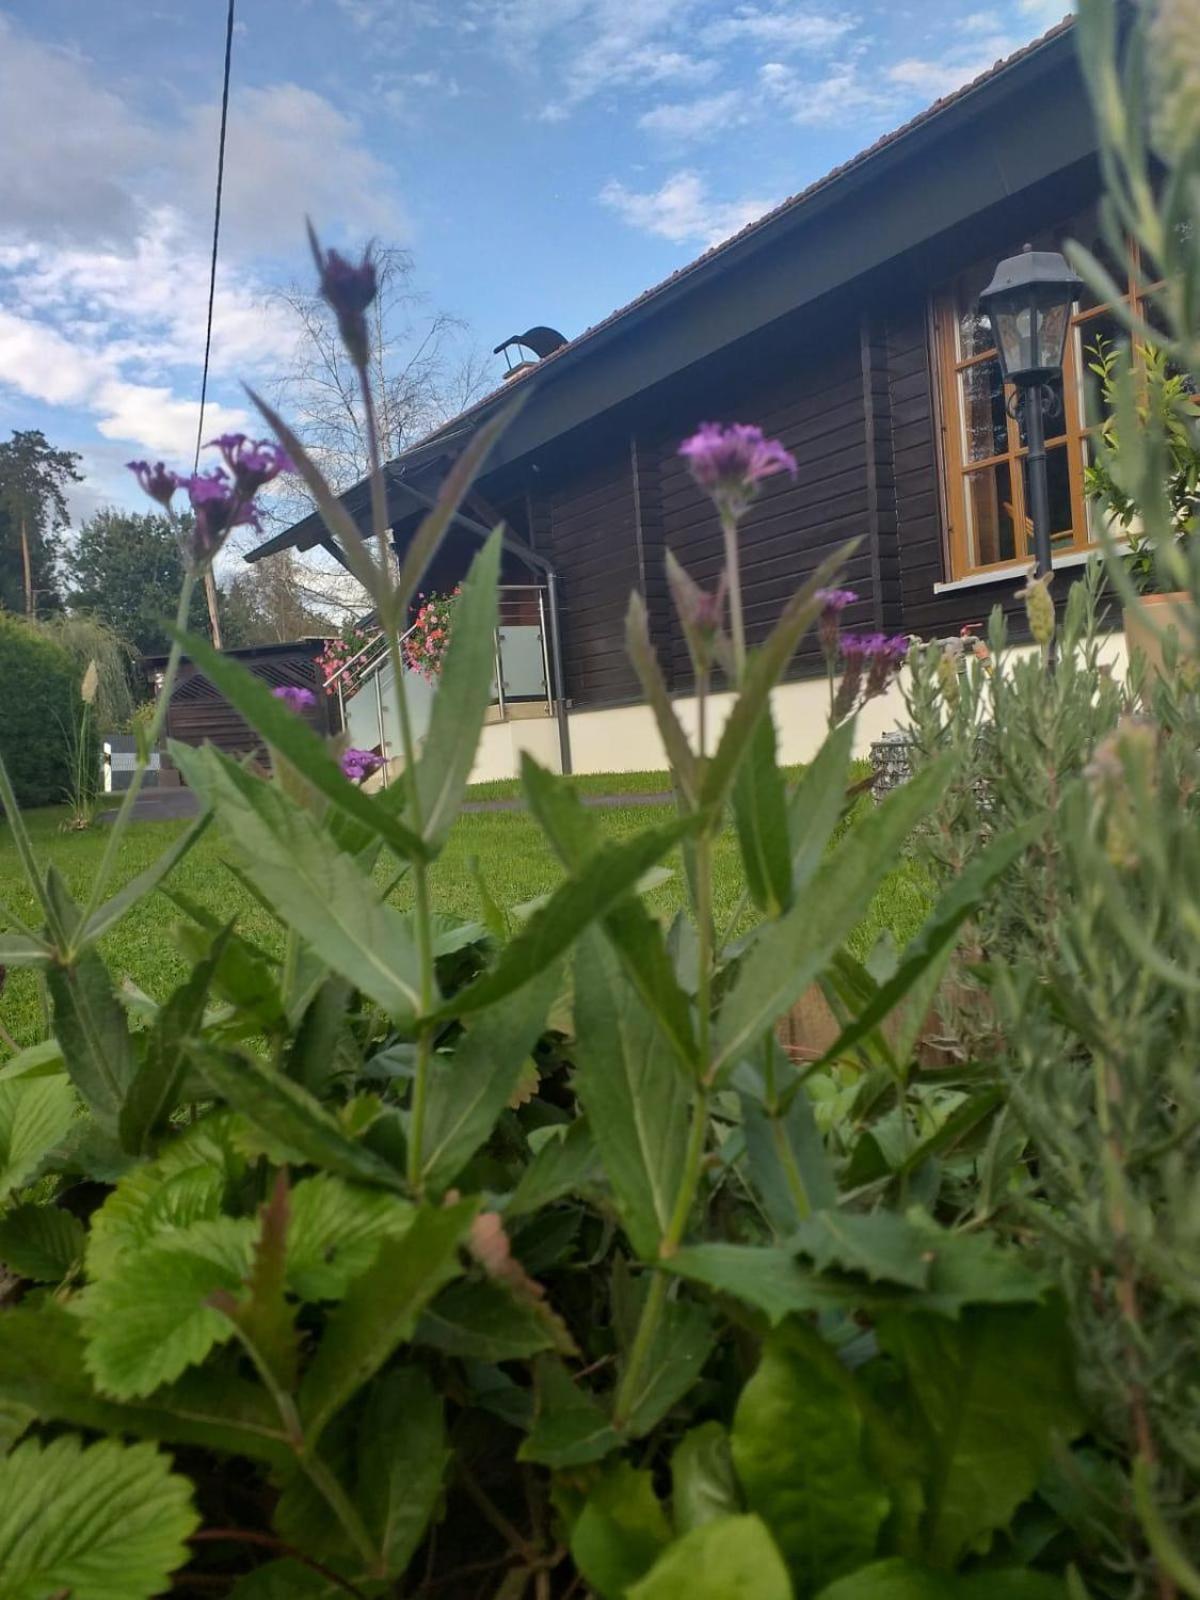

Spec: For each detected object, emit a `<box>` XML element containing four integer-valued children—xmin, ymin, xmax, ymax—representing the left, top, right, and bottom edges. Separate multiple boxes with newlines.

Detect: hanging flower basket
<box><xmin>404</xmin><ymin>588</ymin><xmax>460</xmax><ymax>682</ymax></box>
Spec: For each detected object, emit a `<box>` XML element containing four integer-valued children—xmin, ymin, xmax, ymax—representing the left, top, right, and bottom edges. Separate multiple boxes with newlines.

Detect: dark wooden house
<box><xmin>145</xmin><ymin>639</ymin><xmax>335</xmax><ymax>760</ymax></box>
<box><xmin>246</xmin><ymin>14</ymin><xmax>1140</xmax><ymax>780</ymax></box>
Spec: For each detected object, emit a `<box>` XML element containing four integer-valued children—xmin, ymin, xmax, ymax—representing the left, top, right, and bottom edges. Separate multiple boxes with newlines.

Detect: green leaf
<box><xmin>571</xmin><ymin>1461</ymin><xmax>672</xmax><ymax>1600</ymax></box>
<box><xmin>166</xmin><ymin>627</ymin><xmax>428</xmax><ymax>866</ymax></box>
<box><xmin>876</xmin><ymin>1302</ymin><xmax>1085</xmax><ymax>1567</ymax></box>
<box><xmin>439</xmin><ymin>810</ymin><xmax>701</xmax><ymax>1021</ymax></box>
<box><xmin>715</xmin><ymin>756</ymin><xmax>954</xmax><ymax>1079</ymax></box>
<box><xmin>227</xmin><ymin>1561</ymin><xmax>333</xmax><ymax>1598</ymax></box>
<box><xmin>285</xmin><ymin>1173</ymin><xmax>414</xmax><ymax>1300</ymax></box>
<box><xmin>0</xmin><ymin>930</ymin><xmax>51</xmax><ymax>966</ymax></box>
<box><xmin>702</xmin><ymin>544</ymin><xmax>855</xmax><ymax>813</ymax></box>
<box><xmin>507</xmin><ymin>1117</ymin><xmax>602</xmax><ymax>1217</ymax></box>
<box><xmin>573</xmin><ymin>930</ymin><xmax>692</xmax><ymax>1259</ymax></box>
<box><xmin>622</xmin><ymin>1296</ymin><xmax>715</xmax><ymax>1438</ymax></box>
<box><xmin>786</xmin><ymin>717</ymin><xmax>857</xmax><ymax>892</ymax></box>
<box><xmin>522</xmin><ymin>756</ymin><xmax>699</xmax><ymax>1072</ymax></box>
<box><xmin>732</xmin><ymin>710</ymin><xmax>792</xmax><ymax>916</ymax></box>
<box><xmin>0</xmin><ymin>1400</ymin><xmax>32</xmax><ymax>1456</ymax></box>
<box><xmin>198</xmin><ymin>1046</ymin><xmax>406</xmax><ymax>1191</ymax></box>
<box><xmin>411</xmin><ymin>528</ymin><xmax>503</xmax><ymax>847</ymax></box>
<box><xmin>625</xmin><ymin>589</ymin><xmax>700</xmax><ymax>806</ymax></box>
<box><xmin>217</xmin><ymin>1173</ymin><xmax>299</xmax><ymax>1392</ymax></box>
<box><xmin>171</xmin><ymin>742</ymin><xmax>425</xmax><ymax>1019</ymax></box>
<box><xmin>666</xmin><ymin>1243</ymin><xmax>858</xmax><ymax>1322</ymax></box>
<box><xmin>814</xmin><ymin>1561</ymin><xmax>1068</xmax><ymax>1599</ymax></box>
<box><xmin>0</xmin><ymin>1039</ymin><xmax>64</xmax><ymax>1081</ymax></box>
<box><xmin>358</xmin><ymin>1367</ymin><xmax>450</xmax><ymax>1580</ymax></box>
<box><xmin>0</xmin><ymin>1075</ymin><xmax>77</xmax><ymax>1197</ymax></box>
<box><xmin>286</xmin><ymin>977</ymin><xmax>353</xmax><ymax>1097</ymax></box>
<box><xmin>0</xmin><ymin>1202</ymin><xmax>84</xmax><ymax>1281</ymax></box>
<box><xmin>0</xmin><ymin>1301</ymin><xmax>290</xmax><ymax>1467</ymax></box>
<box><xmin>791</xmin><ymin>1211</ymin><xmax>933</xmax><ymax>1290</ymax></box>
<box><xmin>671</xmin><ymin>1422</ymin><xmax>741</xmax><ymax>1535</ymax></box>
<box><xmin>628</xmin><ymin>1515</ymin><xmax>793</xmax><ymax>1600</ymax></box>
<box><xmin>47</xmin><ymin>945</ymin><xmax>135</xmax><ymax>1132</ymax></box>
<box><xmin>740</xmin><ymin>1052</ymin><xmax>835</xmax><ymax>1232</ymax></box>
<box><xmin>731</xmin><ymin>1320</ymin><xmax>890</xmax><ymax>1591</ymax></box>
<box><xmin>416</xmin><ymin>1276</ymin><xmax>558</xmax><ymax>1362</ymax></box>
<box><xmin>81</xmin><ymin>1215</ymin><xmax>255</xmax><ymax>1398</ymax></box>
<box><xmin>421</xmin><ymin>962</ymin><xmax>561</xmax><ymax>1195</ymax></box>
<box><xmin>76</xmin><ymin>813</ymin><xmax>211</xmax><ymax>949</ymax></box>
<box><xmin>118</xmin><ymin>928</ymin><xmax>230</xmax><ymax>1156</ymax></box>
<box><xmin>299</xmin><ymin>1196</ymin><xmax>476</xmax><ymax>1444</ymax></box>
<box><xmin>0</xmin><ymin>1434</ymin><xmax>198</xmax><ymax>1600</ymax></box>
<box><xmin>518</xmin><ymin>1357</ymin><xmax>620</xmax><ymax>1468</ymax></box>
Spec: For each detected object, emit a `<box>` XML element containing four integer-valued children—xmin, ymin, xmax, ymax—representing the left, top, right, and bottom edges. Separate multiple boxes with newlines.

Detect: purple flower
<box><xmin>815</xmin><ymin>587</ymin><xmax>858</xmax><ymax>612</ymax></box>
<box><xmin>816</xmin><ymin>586</ymin><xmax>859</xmax><ymax>655</ymax></box>
<box><xmin>272</xmin><ymin>684</ymin><xmax>317</xmax><ymax>710</ymax></box>
<box><xmin>837</xmin><ymin>631</ymin><xmax>908</xmax><ymax>710</ymax></box>
<box><xmin>308</xmin><ymin>222</ymin><xmax>378</xmax><ymax>368</ymax></box>
<box><xmin>679</xmin><ymin>422</ymin><xmax>797</xmax><ymax>515</ymax></box>
<box><xmin>127</xmin><ymin>460</ymin><xmax>180</xmax><ymax>509</ymax></box>
<box><xmin>340</xmin><ymin>746</ymin><xmax>383</xmax><ymax>781</ymax></box>
<box><xmin>208</xmin><ymin>433</ymin><xmax>294</xmax><ymax>497</ymax></box>
<box><xmin>180</xmin><ymin>468</ymin><xmax>261</xmax><ymax>567</ymax></box>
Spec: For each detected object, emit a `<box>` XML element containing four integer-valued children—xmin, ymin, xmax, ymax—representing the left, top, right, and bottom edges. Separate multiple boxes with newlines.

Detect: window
<box><xmin>930</xmin><ymin>209</ymin><xmax>1160</xmax><ymax>582</ymax></box>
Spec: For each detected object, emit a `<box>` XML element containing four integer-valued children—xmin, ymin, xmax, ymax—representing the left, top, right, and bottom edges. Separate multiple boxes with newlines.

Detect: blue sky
<box><xmin>0</xmin><ymin>0</ymin><xmax>1070</xmax><ymax>528</ymax></box>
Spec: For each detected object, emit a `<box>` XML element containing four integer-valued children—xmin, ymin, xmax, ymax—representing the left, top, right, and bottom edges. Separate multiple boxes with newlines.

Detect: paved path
<box><xmin>100</xmin><ymin>787</ymin><xmax>675</xmax><ymax>824</ymax></box>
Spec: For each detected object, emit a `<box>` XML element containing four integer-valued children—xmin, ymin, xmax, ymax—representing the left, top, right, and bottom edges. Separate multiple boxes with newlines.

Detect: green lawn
<box><xmin>0</xmin><ymin>777</ymin><xmax>932</xmax><ymax>1051</ymax></box>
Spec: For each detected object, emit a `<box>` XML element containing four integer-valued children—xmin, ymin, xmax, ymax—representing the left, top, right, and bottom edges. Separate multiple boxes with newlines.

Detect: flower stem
<box><xmin>72</xmin><ymin>570</ymin><xmax>197</xmax><ymax>952</ymax></box>
<box><xmin>721</xmin><ymin>507</ymin><xmax>746</xmax><ymax>676</ymax></box>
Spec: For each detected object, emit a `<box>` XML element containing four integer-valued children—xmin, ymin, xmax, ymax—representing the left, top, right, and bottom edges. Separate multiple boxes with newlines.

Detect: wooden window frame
<box><xmin>931</xmin><ymin>238</ymin><xmax>1158</xmax><ymax>582</ymax></box>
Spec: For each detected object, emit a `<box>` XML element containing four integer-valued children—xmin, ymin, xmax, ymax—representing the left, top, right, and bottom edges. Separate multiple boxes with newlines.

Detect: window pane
<box><xmin>1064</xmin><ymin>205</ymin><xmax>1130</xmax><ymax>310</ymax></box>
<box><xmin>1075</xmin><ymin>310</ymin><xmax>1129</xmax><ymax>425</ymax></box>
<box><xmin>1021</xmin><ymin>445</ymin><xmax>1076</xmax><ymax>546</ymax></box>
<box><xmin>960</xmin><ymin>358</ymin><xmax>1008</xmax><ymax>460</ymax></box>
<box><xmin>964</xmin><ymin>461</ymin><xmax>1018</xmax><ymax>566</ymax></box>
<box><xmin>948</xmin><ymin>259</ymin><xmax>1000</xmax><ymax>359</ymax></box>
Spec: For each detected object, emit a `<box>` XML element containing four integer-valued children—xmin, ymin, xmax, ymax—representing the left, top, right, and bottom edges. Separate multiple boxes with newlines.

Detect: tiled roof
<box><xmin>397</xmin><ymin>12</ymin><xmax>1076</xmax><ymax>465</ymax></box>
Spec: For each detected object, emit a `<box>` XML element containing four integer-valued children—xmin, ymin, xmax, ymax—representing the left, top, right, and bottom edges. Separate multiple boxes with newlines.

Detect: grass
<box><xmin>465</xmin><ymin>769</ymin><xmax>673</xmax><ymax>801</ymax></box>
<box><xmin>0</xmin><ymin>772</ymin><xmax>932</xmax><ymax>1052</ymax></box>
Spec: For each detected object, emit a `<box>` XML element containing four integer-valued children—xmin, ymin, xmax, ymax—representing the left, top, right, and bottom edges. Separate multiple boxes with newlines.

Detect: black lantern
<box><xmin>979</xmin><ymin>243</ymin><xmax>1082</xmax><ymax>388</ymax></box>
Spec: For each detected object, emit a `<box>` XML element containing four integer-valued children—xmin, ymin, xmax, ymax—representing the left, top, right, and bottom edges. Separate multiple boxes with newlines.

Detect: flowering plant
<box><xmin>403</xmin><ymin>587</ymin><xmax>459</xmax><ymax>681</ymax></box>
<box><xmin>315</xmin><ymin>619</ymin><xmax>375</xmax><ymax>697</ymax></box>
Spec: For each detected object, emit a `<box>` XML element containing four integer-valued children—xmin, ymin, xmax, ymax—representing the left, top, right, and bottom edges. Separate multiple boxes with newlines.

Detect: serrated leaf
<box><xmin>787</xmin><ymin>717</ymin><xmax>857</xmax><ymax>891</ymax></box>
<box><xmin>0</xmin><ymin>930</ymin><xmax>51</xmax><ymax>966</ymax></box>
<box><xmin>81</xmin><ymin>1215</ymin><xmax>255</xmax><ymax>1397</ymax></box>
<box><xmin>285</xmin><ymin>1173</ymin><xmax>414</xmax><ymax>1300</ymax></box>
<box><xmin>198</xmin><ymin>1046</ymin><xmax>406</xmax><ymax>1191</ymax></box>
<box><xmin>626</xmin><ymin>589</ymin><xmax>699</xmax><ymax>805</ymax></box>
<box><xmin>416</xmin><ymin>1275</ymin><xmax>558</xmax><ymax>1362</ymax></box>
<box><xmin>571</xmin><ymin>1461</ymin><xmax>672</xmax><ymax>1600</ymax></box>
<box><xmin>621</xmin><ymin>1296</ymin><xmax>714</xmax><ymax>1438</ymax></box>
<box><xmin>666</xmin><ymin>1243</ymin><xmax>858</xmax><ymax>1322</ymax></box>
<box><xmin>217</xmin><ymin>1172</ymin><xmax>298</xmax><ymax>1392</ymax></box>
<box><xmin>411</xmin><ymin>528</ymin><xmax>503</xmax><ymax>847</ymax></box>
<box><xmin>0</xmin><ymin>1434</ymin><xmax>198</xmax><ymax>1600</ymax></box>
<box><xmin>573</xmin><ymin>930</ymin><xmax>692</xmax><ymax>1260</ymax></box>
<box><xmin>47</xmin><ymin>946</ymin><xmax>135</xmax><ymax>1132</ymax></box>
<box><xmin>518</xmin><ymin>1356</ymin><xmax>620</xmax><ymax>1468</ymax></box>
<box><xmin>227</xmin><ymin>1560</ymin><xmax>333</xmax><ymax>1598</ymax></box>
<box><xmin>421</xmin><ymin>961</ymin><xmax>561</xmax><ymax>1195</ymax></box>
<box><xmin>731</xmin><ymin>1320</ymin><xmax>889</xmax><ymax>1591</ymax></box>
<box><xmin>76</xmin><ymin>812</ymin><xmax>211</xmax><ymax>949</ymax></box>
<box><xmin>732</xmin><ymin>709</ymin><xmax>792</xmax><ymax>916</ymax></box>
<box><xmin>507</xmin><ymin>1117</ymin><xmax>602</xmax><ymax>1217</ymax></box>
<box><xmin>299</xmin><ymin>1197</ymin><xmax>476</xmax><ymax>1444</ymax></box>
<box><xmin>359</xmin><ymin>1366</ymin><xmax>450</xmax><ymax>1580</ymax></box>
<box><xmin>0</xmin><ymin>1202</ymin><xmax>84</xmax><ymax>1280</ymax></box>
<box><xmin>739</xmin><ymin>1050</ymin><xmax>835</xmax><ymax>1232</ymax></box>
<box><xmin>876</xmin><ymin>1302</ymin><xmax>1084</xmax><ymax>1567</ymax></box>
<box><xmin>671</xmin><ymin>1422</ymin><xmax>742</xmax><ymax>1535</ymax></box>
<box><xmin>715</xmin><ymin>756</ymin><xmax>954</xmax><ymax>1079</ymax></box>
<box><xmin>791</xmin><ymin>1211</ymin><xmax>933</xmax><ymax>1290</ymax></box>
<box><xmin>171</xmin><ymin>742</ymin><xmax>425</xmax><ymax>1019</ymax></box>
<box><xmin>628</xmin><ymin>1515</ymin><xmax>793</xmax><ymax>1600</ymax></box>
<box><xmin>0</xmin><ymin>1075</ymin><xmax>77</xmax><ymax>1197</ymax></box>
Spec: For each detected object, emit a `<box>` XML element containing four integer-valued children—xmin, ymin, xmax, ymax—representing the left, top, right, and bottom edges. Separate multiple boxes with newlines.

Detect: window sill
<box><xmin>933</xmin><ymin>546</ymin><xmax>1103</xmax><ymax>595</ymax></box>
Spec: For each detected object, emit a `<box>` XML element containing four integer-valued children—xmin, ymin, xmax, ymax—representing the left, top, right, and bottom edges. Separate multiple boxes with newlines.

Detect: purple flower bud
<box><xmin>180</xmin><ymin>469</ymin><xmax>261</xmax><ymax>568</ymax></box>
<box><xmin>340</xmin><ymin>746</ymin><xmax>383</xmax><ymax>781</ymax></box>
<box><xmin>308</xmin><ymin>221</ymin><xmax>378</xmax><ymax>368</ymax></box>
<box><xmin>816</xmin><ymin>586</ymin><xmax>859</xmax><ymax>655</ymax></box>
<box><xmin>127</xmin><ymin>460</ymin><xmax>180</xmax><ymax>509</ymax></box>
<box><xmin>208</xmin><ymin>434</ymin><xmax>294</xmax><ymax>498</ymax></box>
<box><xmin>815</xmin><ymin>587</ymin><xmax>858</xmax><ymax>612</ymax></box>
<box><xmin>678</xmin><ymin>422</ymin><xmax>796</xmax><ymax>517</ymax></box>
<box><xmin>272</xmin><ymin>684</ymin><xmax>317</xmax><ymax>710</ymax></box>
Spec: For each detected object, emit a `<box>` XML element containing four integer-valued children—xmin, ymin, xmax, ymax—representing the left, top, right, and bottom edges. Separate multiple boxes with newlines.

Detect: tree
<box><xmin>0</xmin><ymin>430</ymin><xmax>82</xmax><ymax>618</ymax></box>
<box><xmin>217</xmin><ymin>550</ymin><xmax>332</xmax><ymax>648</ymax></box>
<box><xmin>65</xmin><ymin>509</ymin><xmax>209</xmax><ymax>657</ymax></box>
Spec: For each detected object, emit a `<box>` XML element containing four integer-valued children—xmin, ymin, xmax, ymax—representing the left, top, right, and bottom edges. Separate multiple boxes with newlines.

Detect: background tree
<box><xmin>217</xmin><ymin>550</ymin><xmax>332</xmax><ymax>648</ymax></box>
<box><xmin>66</xmin><ymin>509</ymin><xmax>209</xmax><ymax>657</ymax></box>
<box><xmin>0</xmin><ymin>429</ymin><xmax>82</xmax><ymax>618</ymax></box>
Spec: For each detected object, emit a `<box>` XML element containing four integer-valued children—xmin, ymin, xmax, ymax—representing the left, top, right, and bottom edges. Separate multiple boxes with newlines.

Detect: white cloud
<box><xmin>884</xmin><ymin>32</ymin><xmax>1021</xmax><ymax>100</ymax></box>
<box><xmin>599</xmin><ymin>170</ymin><xmax>773</xmax><ymax>246</ymax></box>
<box><xmin>701</xmin><ymin>5</ymin><xmax>856</xmax><ymax>53</ymax></box>
<box><xmin>758</xmin><ymin>57</ymin><xmax>896</xmax><ymax>126</ymax></box>
<box><xmin>638</xmin><ymin>89</ymin><xmax>749</xmax><ymax>141</ymax></box>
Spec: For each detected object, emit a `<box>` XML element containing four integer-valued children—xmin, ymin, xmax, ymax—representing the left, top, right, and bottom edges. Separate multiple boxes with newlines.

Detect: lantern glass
<box><xmin>980</xmin><ymin>249</ymin><xmax>1081</xmax><ymax>387</ymax></box>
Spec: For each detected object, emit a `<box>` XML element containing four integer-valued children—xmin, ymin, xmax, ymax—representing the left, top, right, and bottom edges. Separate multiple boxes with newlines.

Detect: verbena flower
<box><xmin>271</xmin><ymin>685</ymin><xmax>316</xmax><ymax>710</ymax></box>
<box><xmin>180</xmin><ymin>469</ymin><xmax>261</xmax><ymax>568</ymax></box>
<box><xmin>340</xmin><ymin>746</ymin><xmax>382</xmax><ymax>781</ymax></box>
<box><xmin>208</xmin><ymin>434</ymin><xmax>294</xmax><ymax>498</ymax></box>
<box><xmin>308</xmin><ymin>222</ymin><xmax>378</xmax><ymax>369</ymax></box>
<box><xmin>679</xmin><ymin>422</ymin><xmax>796</xmax><ymax>516</ymax></box>
<box><xmin>816</xmin><ymin>586</ymin><xmax>858</xmax><ymax>656</ymax></box>
<box><xmin>127</xmin><ymin>460</ymin><xmax>180</xmax><ymax>509</ymax></box>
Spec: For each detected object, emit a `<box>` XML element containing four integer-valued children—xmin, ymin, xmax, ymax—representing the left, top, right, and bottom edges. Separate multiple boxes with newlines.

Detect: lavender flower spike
<box><xmin>679</xmin><ymin>422</ymin><xmax>796</xmax><ymax>515</ymax></box>
<box><xmin>127</xmin><ymin>460</ymin><xmax>180</xmax><ymax>510</ymax></box>
<box><xmin>272</xmin><ymin>685</ymin><xmax>317</xmax><ymax>710</ymax></box>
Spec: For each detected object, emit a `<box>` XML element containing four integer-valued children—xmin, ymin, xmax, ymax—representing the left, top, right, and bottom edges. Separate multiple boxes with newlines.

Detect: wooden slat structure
<box><xmin>144</xmin><ymin>639</ymin><xmax>336</xmax><ymax>758</ymax></box>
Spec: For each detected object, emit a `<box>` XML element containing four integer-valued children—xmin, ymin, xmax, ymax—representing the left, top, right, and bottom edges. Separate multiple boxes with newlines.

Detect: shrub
<box><xmin>0</xmin><ymin>611</ymin><xmax>80</xmax><ymax>808</ymax></box>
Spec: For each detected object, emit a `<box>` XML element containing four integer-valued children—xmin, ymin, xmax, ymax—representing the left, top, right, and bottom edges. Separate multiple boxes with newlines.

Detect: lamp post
<box><xmin>980</xmin><ymin>243</ymin><xmax>1083</xmax><ymax>580</ymax></box>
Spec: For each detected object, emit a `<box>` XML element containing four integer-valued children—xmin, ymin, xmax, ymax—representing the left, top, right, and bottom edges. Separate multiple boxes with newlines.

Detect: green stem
<box><xmin>73</xmin><ymin>571</ymin><xmax>197</xmax><ymax>951</ymax></box>
<box><xmin>721</xmin><ymin>507</ymin><xmax>746</xmax><ymax>676</ymax></box>
<box><xmin>301</xmin><ymin>1451</ymin><xmax>381</xmax><ymax>1575</ymax></box>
